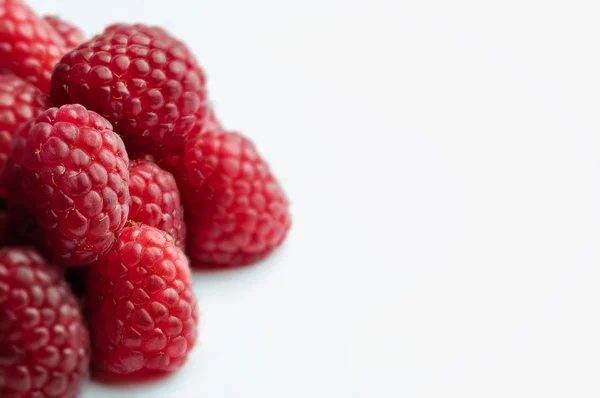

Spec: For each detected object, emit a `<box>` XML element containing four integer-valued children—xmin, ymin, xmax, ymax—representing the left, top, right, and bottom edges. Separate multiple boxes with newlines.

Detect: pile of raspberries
<box><xmin>0</xmin><ymin>0</ymin><xmax>291</xmax><ymax>396</ymax></box>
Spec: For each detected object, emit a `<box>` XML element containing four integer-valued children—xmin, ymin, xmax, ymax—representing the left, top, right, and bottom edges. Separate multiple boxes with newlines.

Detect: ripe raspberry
<box><xmin>43</xmin><ymin>16</ymin><xmax>85</xmax><ymax>52</ymax></box>
<box><xmin>51</xmin><ymin>23</ymin><xmax>208</xmax><ymax>170</ymax></box>
<box><xmin>181</xmin><ymin>131</ymin><xmax>291</xmax><ymax>268</ymax></box>
<box><xmin>129</xmin><ymin>160</ymin><xmax>186</xmax><ymax>249</ymax></box>
<box><xmin>0</xmin><ymin>247</ymin><xmax>90</xmax><ymax>397</ymax></box>
<box><xmin>0</xmin><ymin>74</ymin><xmax>51</xmax><ymax>197</ymax></box>
<box><xmin>86</xmin><ymin>225</ymin><xmax>198</xmax><ymax>375</ymax></box>
<box><xmin>0</xmin><ymin>0</ymin><xmax>66</xmax><ymax>93</ymax></box>
<box><xmin>5</xmin><ymin>104</ymin><xmax>130</xmax><ymax>266</ymax></box>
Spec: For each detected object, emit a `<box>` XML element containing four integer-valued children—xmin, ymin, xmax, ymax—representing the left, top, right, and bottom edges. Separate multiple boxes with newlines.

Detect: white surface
<box><xmin>26</xmin><ymin>0</ymin><xmax>600</xmax><ymax>396</ymax></box>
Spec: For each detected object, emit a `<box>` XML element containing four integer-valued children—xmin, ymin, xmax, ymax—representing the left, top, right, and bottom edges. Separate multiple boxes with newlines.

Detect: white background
<box><xmin>26</xmin><ymin>0</ymin><xmax>600</xmax><ymax>396</ymax></box>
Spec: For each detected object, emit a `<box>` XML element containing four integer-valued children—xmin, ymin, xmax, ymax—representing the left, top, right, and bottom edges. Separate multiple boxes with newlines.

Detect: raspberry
<box><xmin>0</xmin><ymin>74</ymin><xmax>51</xmax><ymax>198</ymax></box>
<box><xmin>43</xmin><ymin>16</ymin><xmax>85</xmax><ymax>52</ymax></box>
<box><xmin>180</xmin><ymin>131</ymin><xmax>291</xmax><ymax>268</ymax></box>
<box><xmin>51</xmin><ymin>23</ymin><xmax>208</xmax><ymax>170</ymax></box>
<box><xmin>129</xmin><ymin>160</ymin><xmax>186</xmax><ymax>249</ymax></box>
<box><xmin>86</xmin><ymin>225</ymin><xmax>198</xmax><ymax>375</ymax></box>
<box><xmin>0</xmin><ymin>247</ymin><xmax>90</xmax><ymax>397</ymax></box>
<box><xmin>0</xmin><ymin>0</ymin><xmax>66</xmax><ymax>93</ymax></box>
<box><xmin>5</xmin><ymin>104</ymin><xmax>130</xmax><ymax>266</ymax></box>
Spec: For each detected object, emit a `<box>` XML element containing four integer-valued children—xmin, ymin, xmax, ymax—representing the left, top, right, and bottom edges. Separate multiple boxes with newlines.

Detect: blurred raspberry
<box><xmin>0</xmin><ymin>74</ymin><xmax>51</xmax><ymax>198</ymax></box>
<box><xmin>43</xmin><ymin>15</ymin><xmax>85</xmax><ymax>51</ymax></box>
<box><xmin>0</xmin><ymin>0</ymin><xmax>66</xmax><ymax>93</ymax></box>
<box><xmin>0</xmin><ymin>247</ymin><xmax>90</xmax><ymax>397</ymax></box>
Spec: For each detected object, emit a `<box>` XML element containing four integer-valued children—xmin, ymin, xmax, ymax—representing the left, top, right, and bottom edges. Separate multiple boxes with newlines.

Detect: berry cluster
<box><xmin>0</xmin><ymin>1</ymin><xmax>291</xmax><ymax>396</ymax></box>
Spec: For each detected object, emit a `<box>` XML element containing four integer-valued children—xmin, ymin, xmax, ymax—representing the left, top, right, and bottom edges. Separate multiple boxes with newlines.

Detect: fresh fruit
<box><xmin>129</xmin><ymin>160</ymin><xmax>186</xmax><ymax>249</ymax></box>
<box><xmin>86</xmin><ymin>225</ymin><xmax>198</xmax><ymax>374</ymax></box>
<box><xmin>0</xmin><ymin>74</ymin><xmax>51</xmax><ymax>197</ymax></box>
<box><xmin>0</xmin><ymin>0</ymin><xmax>66</xmax><ymax>93</ymax></box>
<box><xmin>180</xmin><ymin>130</ymin><xmax>291</xmax><ymax>268</ymax></box>
<box><xmin>43</xmin><ymin>15</ymin><xmax>85</xmax><ymax>51</ymax></box>
<box><xmin>4</xmin><ymin>104</ymin><xmax>130</xmax><ymax>266</ymax></box>
<box><xmin>0</xmin><ymin>247</ymin><xmax>90</xmax><ymax>397</ymax></box>
<box><xmin>0</xmin><ymin>0</ymin><xmax>292</xmax><ymax>389</ymax></box>
<box><xmin>51</xmin><ymin>23</ymin><xmax>209</xmax><ymax>171</ymax></box>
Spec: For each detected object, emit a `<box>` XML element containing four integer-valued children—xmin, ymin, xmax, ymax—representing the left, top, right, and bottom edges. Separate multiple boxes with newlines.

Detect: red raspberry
<box><xmin>5</xmin><ymin>104</ymin><xmax>130</xmax><ymax>266</ymax></box>
<box><xmin>0</xmin><ymin>0</ymin><xmax>66</xmax><ymax>93</ymax></box>
<box><xmin>0</xmin><ymin>247</ymin><xmax>90</xmax><ymax>397</ymax></box>
<box><xmin>0</xmin><ymin>74</ymin><xmax>51</xmax><ymax>198</ymax></box>
<box><xmin>129</xmin><ymin>160</ymin><xmax>186</xmax><ymax>249</ymax></box>
<box><xmin>43</xmin><ymin>16</ymin><xmax>85</xmax><ymax>52</ymax></box>
<box><xmin>181</xmin><ymin>131</ymin><xmax>291</xmax><ymax>268</ymax></box>
<box><xmin>51</xmin><ymin>23</ymin><xmax>208</xmax><ymax>170</ymax></box>
<box><xmin>86</xmin><ymin>225</ymin><xmax>198</xmax><ymax>375</ymax></box>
